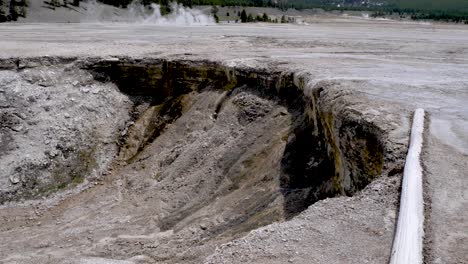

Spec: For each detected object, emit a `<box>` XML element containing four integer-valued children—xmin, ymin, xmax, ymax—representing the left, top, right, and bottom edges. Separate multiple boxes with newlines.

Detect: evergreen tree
<box><xmin>19</xmin><ymin>0</ymin><xmax>26</xmax><ymax>17</ymax></box>
<box><xmin>240</xmin><ymin>9</ymin><xmax>246</xmax><ymax>22</ymax></box>
<box><xmin>50</xmin><ymin>0</ymin><xmax>60</xmax><ymax>7</ymax></box>
<box><xmin>281</xmin><ymin>14</ymin><xmax>286</xmax><ymax>23</ymax></box>
<box><xmin>158</xmin><ymin>0</ymin><xmax>171</xmax><ymax>15</ymax></box>
<box><xmin>0</xmin><ymin>0</ymin><xmax>5</xmax><ymax>23</ymax></box>
<box><xmin>9</xmin><ymin>0</ymin><xmax>17</xmax><ymax>21</ymax></box>
<box><xmin>72</xmin><ymin>0</ymin><xmax>80</xmax><ymax>7</ymax></box>
<box><xmin>211</xmin><ymin>5</ymin><xmax>218</xmax><ymax>15</ymax></box>
<box><xmin>179</xmin><ymin>0</ymin><xmax>192</xmax><ymax>8</ymax></box>
<box><xmin>262</xmin><ymin>12</ymin><xmax>268</xmax><ymax>21</ymax></box>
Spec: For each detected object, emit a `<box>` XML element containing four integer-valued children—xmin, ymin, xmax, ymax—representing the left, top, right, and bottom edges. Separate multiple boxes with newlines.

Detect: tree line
<box><xmin>0</xmin><ymin>0</ymin><xmax>80</xmax><ymax>22</ymax></box>
<box><xmin>91</xmin><ymin>0</ymin><xmax>468</xmax><ymax>24</ymax></box>
<box><xmin>237</xmin><ymin>9</ymin><xmax>288</xmax><ymax>23</ymax></box>
<box><xmin>0</xmin><ymin>0</ymin><xmax>28</xmax><ymax>22</ymax></box>
<box><xmin>1</xmin><ymin>0</ymin><xmax>467</xmax><ymax>24</ymax></box>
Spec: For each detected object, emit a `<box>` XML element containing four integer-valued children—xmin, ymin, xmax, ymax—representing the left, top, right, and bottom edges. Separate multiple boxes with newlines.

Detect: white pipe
<box><xmin>390</xmin><ymin>108</ymin><xmax>425</xmax><ymax>264</ymax></box>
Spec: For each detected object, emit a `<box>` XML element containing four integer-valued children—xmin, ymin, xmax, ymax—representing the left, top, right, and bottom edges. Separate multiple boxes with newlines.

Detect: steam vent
<box><xmin>1</xmin><ymin>2</ymin><xmax>467</xmax><ymax>264</ymax></box>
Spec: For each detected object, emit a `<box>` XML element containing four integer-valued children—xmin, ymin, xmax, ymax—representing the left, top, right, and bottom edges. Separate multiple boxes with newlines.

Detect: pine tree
<box><xmin>72</xmin><ymin>0</ymin><xmax>79</xmax><ymax>7</ymax></box>
<box><xmin>211</xmin><ymin>5</ymin><xmax>218</xmax><ymax>15</ymax></box>
<box><xmin>240</xmin><ymin>9</ymin><xmax>247</xmax><ymax>23</ymax></box>
<box><xmin>50</xmin><ymin>0</ymin><xmax>60</xmax><ymax>8</ymax></box>
<box><xmin>9</xmin><ymin>0</ymin><xmax>18</xmax><ymax>21</ymax></box>
<box><xmin>281</xmin><ymin>14</ymin><xmax>286</xmax><ymax>23</ymax></box>
<box><xmin>159</xmin><ymin>0</ymin><xmax>171</xmax><ymax>15</ymax></box>
<box><xmin>19</xmin><ymin>0</ymin><xmax>26</xmax><ymax>17</ymax></box>
<box><xmin>0</xmin><ymin>0</ymin><xmax>5</xmax><ymax>22</ymax></box>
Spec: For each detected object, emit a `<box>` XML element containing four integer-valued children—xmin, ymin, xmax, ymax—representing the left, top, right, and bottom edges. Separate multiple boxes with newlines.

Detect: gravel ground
<box><xmin>0</xmin><ymin>16</ymin><xmax>467</xmax><ymax>263</ymax></box>
<box><xmin>0</xmin><ymin>62</ymin><xmax>132</xmax><ymax>202</ymax></box>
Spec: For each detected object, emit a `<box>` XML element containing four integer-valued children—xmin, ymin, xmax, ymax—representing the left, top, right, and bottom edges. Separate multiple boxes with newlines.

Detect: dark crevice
<box><xmin>85</xmin><ymin>57</ymin><xmax>385</xmax><ymax>234</ymax></box>
<box><xmin>280</xmin><ymin>113</ymin><xmax>337</xmax><ymax>219</ymax></box>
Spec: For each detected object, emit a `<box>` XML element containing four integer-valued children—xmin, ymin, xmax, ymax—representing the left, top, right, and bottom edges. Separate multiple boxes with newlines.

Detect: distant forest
<box><xmin>1</xmin><ymin>0</ymin><xmax>468</xmax><ymax>23</ymax></box>
<box><xmin>99</xmin><ymin>0</ymin><xmax>468</xmax><ymax>23</ymax></box>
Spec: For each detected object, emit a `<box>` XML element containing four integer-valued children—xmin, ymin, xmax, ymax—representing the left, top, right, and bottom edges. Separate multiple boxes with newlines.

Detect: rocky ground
<box><xmin>0</xmin><ymin>58</ymin><xmax>132</xmax><ymax>202</ymax></box>
<box><xmin>0</xmin><ymin>57</ymin><xmax>407</xmax><ymax>264</ymax></box>
<box><xmin>0</xmin><ymin>15</ymin><xmax>467</xmax><ymax>264</ymax></box>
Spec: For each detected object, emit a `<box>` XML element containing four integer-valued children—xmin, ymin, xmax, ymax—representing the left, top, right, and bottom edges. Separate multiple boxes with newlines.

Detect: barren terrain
<box><xmin>0</xmin><ymin>18</ymin><xmax>467</xmax><ymax>264</ymax></box>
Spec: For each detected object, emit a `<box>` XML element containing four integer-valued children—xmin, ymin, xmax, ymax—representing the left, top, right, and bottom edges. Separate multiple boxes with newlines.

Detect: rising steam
<box><xmin>83</xmin><ymin>0</ymin><xmax>215</xmax><ymax>25</ymax></box>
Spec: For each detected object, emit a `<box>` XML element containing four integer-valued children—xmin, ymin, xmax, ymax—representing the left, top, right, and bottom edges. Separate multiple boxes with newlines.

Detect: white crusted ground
<box><xmin>0</xmin><ymin>17</ymin><xmax>467</xmax><ymax>264</ymax></box>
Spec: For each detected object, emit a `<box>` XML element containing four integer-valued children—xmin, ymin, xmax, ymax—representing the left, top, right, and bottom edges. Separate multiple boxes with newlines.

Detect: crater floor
<box><xmin>0</xmin><ymin>20</ymin><xmax>467</xmax><ymax>264</ymax></box>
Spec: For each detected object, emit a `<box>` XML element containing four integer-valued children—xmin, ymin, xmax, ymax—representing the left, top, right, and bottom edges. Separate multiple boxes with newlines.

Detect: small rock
<box><xmin>16</xmin><ymin>113</ymin><xmax>27</xmax><ymax>120</ymax></box>
<box><xmin>64</xmin><ymin>113</ymin><xmax>70</xmax><ymax>119</ymax></box>
<box><xmin>9</xmin><ymin>175</ymin><xmax>20</xmax><ymax>184</ymax></box>
<box><xmin>35</xmin><ymin>242</ymin><xmax>51</xmax><ymax>249</ymax></box>
<box><xmin>47</xmin><ymin>149</ymin><xmax>59</xmax><ymax>158</ymax></box>
<box><xmin>11</xmin><ymin>125</ymin><xmax>23</xmax><ymax>132</ymax></box>
<box><xmin>104</xmin><ymin>57</ymin><xmax>119</xmax><ymax>62</ymax></box>
<box><xmin>72</xmin><ymin>80</ymin><xmax>79</xmax><ymax>86</ymax></box>
<box><xmin>27</xmin><ymin>96</ymin><xmax>37</xmax><ymax>103</ymax></box>
<box><xmin>18</xmin><ymin>62</ymin><xmax>26</xmax><ymax>69</ymax></box>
